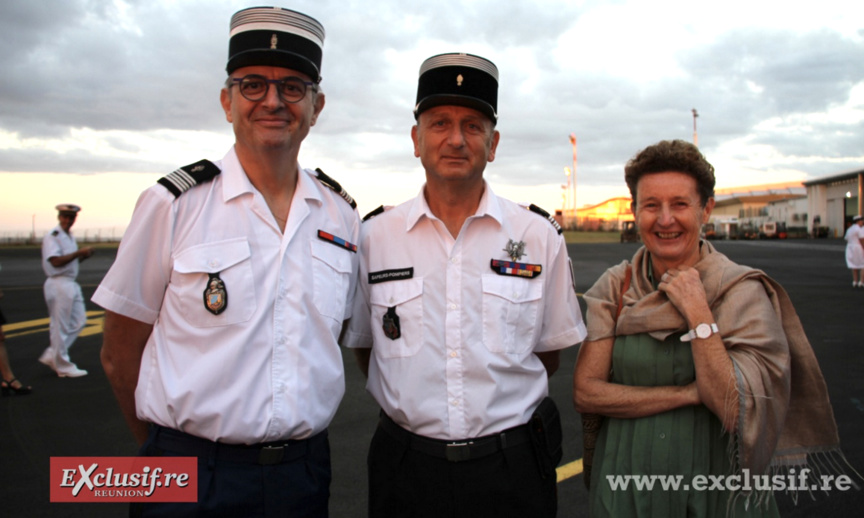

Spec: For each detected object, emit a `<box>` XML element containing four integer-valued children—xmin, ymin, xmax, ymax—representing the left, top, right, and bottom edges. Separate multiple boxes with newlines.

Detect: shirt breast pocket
<box><xmin>481</xmin><ymin>274</ymin><xmax>543</xmax><ymax>354</ymax></box>
<box><xmin>310</xmin><ymin>240</ymin><xmax>353</xmax><ymax>322</ymax></box>
<box><xmin>170</xmin><ymin>238</ymin><xmax>257</xmax><ymax>328</ymax></box>
<box><xmin>369</xmin><ymin>278</ymin><xmax>424</xmax><ymax>358</ymax></box>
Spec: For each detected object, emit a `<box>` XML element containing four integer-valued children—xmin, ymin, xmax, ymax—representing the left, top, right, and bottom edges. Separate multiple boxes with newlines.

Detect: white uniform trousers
<box><xmin>41</xmin><ymin>277</ymin><xmax>86</xmax><ymax>373</ymax></box>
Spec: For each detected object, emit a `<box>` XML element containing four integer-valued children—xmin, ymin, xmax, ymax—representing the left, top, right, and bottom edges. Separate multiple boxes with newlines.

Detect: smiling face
<box><xmin>411</xmin><ymin>104</ymin><xmax>499</xmax><ymax>187</ymax></box>
<box><xmin>632</xmin><ymin>171</ymin><xmax>714</xmax><ymax>275</ymax></box>
<box><xmin>220</xmin><ymin>65</ymin><xmax>324</xmax><ymax>156</ymax></box>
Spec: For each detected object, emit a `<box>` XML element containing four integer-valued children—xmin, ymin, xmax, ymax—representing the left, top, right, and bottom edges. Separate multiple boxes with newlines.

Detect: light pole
<box><xmin>563</xmin><ymin>167</ymin><xmax>571</xmax><ymax>213</ymax></box>
<box><xmin>569</xmin><ymin>133</ymin><xmax>577</xmax><ymax>227</ymax></box>
<box><xmin>692</xmin><ymin>108</ymin><xmax>699</xmax><ymax>146</ymax></box>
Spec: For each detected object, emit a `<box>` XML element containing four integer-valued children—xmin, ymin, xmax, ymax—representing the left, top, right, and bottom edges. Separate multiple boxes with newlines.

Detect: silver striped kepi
<box><xmin>414</xmin><ymin>53</ymin><xmax>499</xmax><ymax>124</ymax></box>
<box><xmin>227</xmin><ymin>6</ymin><xmax>325</xmax><ymax>82</ymax></box>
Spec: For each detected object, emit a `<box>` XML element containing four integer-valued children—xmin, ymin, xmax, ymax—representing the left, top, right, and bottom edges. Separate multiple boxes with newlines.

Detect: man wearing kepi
<box><xmin>40</xmin><ymin>203</ymin><xmax>93</xmax><ymax>378</ymax></box>
<box><xmin>343</xmin><ymin>53</ymin><xmax>587</xmax><ymax>518</ymax></box>
<box><xmin>93</xmin><ymin>7</ymin><xmax>359</xmax><ymax>517</ymax></box>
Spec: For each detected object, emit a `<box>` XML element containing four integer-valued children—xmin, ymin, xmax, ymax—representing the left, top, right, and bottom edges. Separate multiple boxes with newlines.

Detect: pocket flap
<box><xmin>174</xmin><ymin>238</ymin><xmax>251</xmax><ymax>274</ymax></box>
<box><xmin>370</xmin><ymin>277</ymin><xmax>423</xmax><ymax>307</ymax></box>
<box><xmin>311</xmin><ymin>240</ymin><xmax>353</xmax><ymax>274</ymax></box>
<box><xmin>482</xmin><ymin>275</ymin><xmax>543</xmax><ymax>303</ymax></box>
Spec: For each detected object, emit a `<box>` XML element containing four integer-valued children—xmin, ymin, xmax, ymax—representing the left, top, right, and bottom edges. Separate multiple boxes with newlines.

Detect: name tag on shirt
<box><xmin>369</xmin><ymin>268</ymin><xmax>414</xmax><ymax>284</ymax></box>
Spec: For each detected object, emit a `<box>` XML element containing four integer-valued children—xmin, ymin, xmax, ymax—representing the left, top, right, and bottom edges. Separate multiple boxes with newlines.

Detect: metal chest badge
<box><xmin>503</xmin><ymin>239</ymin><xmax>526</xmax><ymax>261</ymax></box>
<box><xmin>382</xmin><ymin>306</ymin><xmax>401</xmax><ymax>340</ymax></box>
<box><xmin>492</xmin><ymin>239</ymin><xmax>542</xmax><ymax>279</ymax></box>
<box><xmin>203</xmin><ymin>273</ymin><xmax>228</xmax><ymax>315</ymax></box>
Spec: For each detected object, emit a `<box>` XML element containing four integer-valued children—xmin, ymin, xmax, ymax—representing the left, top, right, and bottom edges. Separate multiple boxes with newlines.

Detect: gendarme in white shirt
<box><xmin>93</xmin><ymin>147</ymin><xmax>360</xmax><ymax>444</ymax></box>
<box><xmin>344</xmin><ymin>184</ymin><xmax>586</xmax><ymax>440</ymax></box>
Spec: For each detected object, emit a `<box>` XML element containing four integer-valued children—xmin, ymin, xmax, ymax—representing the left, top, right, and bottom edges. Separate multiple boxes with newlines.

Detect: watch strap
<box><xmin>680</xmin><ymin>322</ymin><xmax>719</xmax><ymax>342</ymax></box>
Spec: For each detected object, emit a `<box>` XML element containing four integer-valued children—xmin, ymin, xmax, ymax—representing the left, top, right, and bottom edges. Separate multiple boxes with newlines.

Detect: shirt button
<box><xmin>451</xmin><ymin>400</ymin><xmax>459</xmax><ymax>407</ymax></box>
<box><xmin>389</xmin><ymin>297</ymin><xmax>395</xmax><ymax>304</ymax></box>
<box><xmin>449</xmin><ymin>304</ymin><xmax>457</xmax><ymax>310</ymax></box>
<box><xmin>450</xmin><ymin>351</ymin><xmax>458</xmax><ymax>358</ymax></box>
<box><xmin>209</xmin><ymin>259</ymin><xmax>219</xmax><ymax>268</ymax></box>
<box><xmin>659</xmin><ymin>433</ymin><xmax>666</xmax><ymax>439</ymax></box>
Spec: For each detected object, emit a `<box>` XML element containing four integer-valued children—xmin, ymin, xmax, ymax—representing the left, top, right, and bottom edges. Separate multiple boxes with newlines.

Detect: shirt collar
<box><xmin>405</xmin><ymin>181</ymin><xmax>503</xmax><ymax>232</ymax></box>
<box><xmin>220</xmin><ymin>146</ymin><xmax>322</xmax><ymax>205</ymax></box>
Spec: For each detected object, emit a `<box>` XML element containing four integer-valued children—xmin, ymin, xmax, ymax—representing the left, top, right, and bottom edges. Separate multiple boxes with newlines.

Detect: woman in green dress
<box><xmin>574</xmin><ymin>140</ymin><xmax>846</xmax><ymax>517</ymax></box>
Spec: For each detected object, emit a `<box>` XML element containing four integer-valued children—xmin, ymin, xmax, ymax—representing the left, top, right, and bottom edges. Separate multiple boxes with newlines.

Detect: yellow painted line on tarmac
<box><xmin>557</xmin><ymin>458</ymin><xmax>584</xmax><ymax>483</ymax></box>
<box><xmin>3</xmin><ymin>310</ymin><xmax>105</xmax><ymax>339</ymax></box>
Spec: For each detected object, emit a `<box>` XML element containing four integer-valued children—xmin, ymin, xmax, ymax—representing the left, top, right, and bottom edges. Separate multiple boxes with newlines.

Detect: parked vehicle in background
<box><xmin>620</xmin><ymin>221</ymin><xmax>639</xmax><ymax>243</ymax></box>
<box><xmin>703</xmin><ymin>223</ymin><xmax>718</xmax><ymax>240</ymax></box>
<box><xmin>760</xmin><ymin>221</ymin><xmax>778</xmax><ymax>239</ymax></box>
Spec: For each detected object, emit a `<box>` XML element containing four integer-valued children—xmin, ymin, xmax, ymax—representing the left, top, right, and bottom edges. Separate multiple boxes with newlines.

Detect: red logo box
<box><xmin>50</xmin><ymin>457</ymin><xmax>197</xmax><ymax>503</ymax></box>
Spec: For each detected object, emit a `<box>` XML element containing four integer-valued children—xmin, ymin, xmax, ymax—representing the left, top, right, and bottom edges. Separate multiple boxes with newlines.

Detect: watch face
<box><xmin>696</xmin><ymin>323</ymin><xmax>712</xmax><ymax>339</ymax></box>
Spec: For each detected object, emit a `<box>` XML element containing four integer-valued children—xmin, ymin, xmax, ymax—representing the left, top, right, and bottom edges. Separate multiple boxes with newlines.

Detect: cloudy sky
<box><xmin>1</xmin><ymin>0</ymin><xmax>862</xmax><ymax>235</ymax></box>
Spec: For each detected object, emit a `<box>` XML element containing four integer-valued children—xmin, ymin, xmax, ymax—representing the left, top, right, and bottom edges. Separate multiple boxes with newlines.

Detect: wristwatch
<box><xmin>680</xmin><ymin>323</ymin><xmax>719</xmax><ymax>342</ymax></box>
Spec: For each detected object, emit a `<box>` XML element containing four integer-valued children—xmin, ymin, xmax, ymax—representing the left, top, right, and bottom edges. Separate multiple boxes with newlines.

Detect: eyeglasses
<box><xmin>228</xmin><ymin>75</ymin><xmax>314</xmax><ymax>103</ymax></box>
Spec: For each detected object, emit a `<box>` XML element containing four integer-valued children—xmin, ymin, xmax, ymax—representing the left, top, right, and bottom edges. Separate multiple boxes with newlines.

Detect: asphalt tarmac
<box><xmin>1</xmin><ymin>240</ymin><xmax>861</xmax><ymax>517</ymax></box>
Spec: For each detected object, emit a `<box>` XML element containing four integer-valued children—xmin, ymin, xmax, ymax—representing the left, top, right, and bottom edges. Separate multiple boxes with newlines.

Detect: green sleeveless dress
<box><xmin>588</xmin><ymin>331</ymin><xmax>780</xmax><ymax>518</ymax></box>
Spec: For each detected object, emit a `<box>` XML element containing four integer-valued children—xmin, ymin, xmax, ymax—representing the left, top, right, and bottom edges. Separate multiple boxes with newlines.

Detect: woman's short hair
<box><xmin>624</xmin><ymin>139</ymin><xmax>716</xmax><ymax>206</ymax></box>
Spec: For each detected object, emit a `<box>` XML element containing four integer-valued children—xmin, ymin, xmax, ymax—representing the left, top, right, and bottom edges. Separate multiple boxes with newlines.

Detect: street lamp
<box><xmin>569</xmin><ymin>133</ymin><xmax>577</xmax><ymax>227</ymax></box>
<box><xmin>692</xmin><ymin>108</ymin><xmax>699</xmax><ymax>146</ymax></box>
<box><xmin>563</xmin><ymin>167</ymin><xmax>571</xmax><ymax>212</ymax></box>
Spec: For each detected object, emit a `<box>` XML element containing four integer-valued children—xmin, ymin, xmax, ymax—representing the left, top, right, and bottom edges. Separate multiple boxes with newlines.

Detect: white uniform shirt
<box><xmin>93</xmin><ymin>147</ymin><xmax>360</xmax><ymax>444</ymax></box>
<box><xmin>845</xmin><ymin>223</ymin><xmax>864</xmax><ymax>269</ymax></box>
<box><xmin>344</xmin><ymin>184</ymin><xmax>586</xmax><ymax>440</ymax></box>
<box><xmin>845</xmin><ymin>224</ymin><xmax>863</xmax><ymax>245</ymax></box>
<box><xmin>42</xmin><ymin>225</ymin><xmax>79</xmax><ymax>279</ymax></box>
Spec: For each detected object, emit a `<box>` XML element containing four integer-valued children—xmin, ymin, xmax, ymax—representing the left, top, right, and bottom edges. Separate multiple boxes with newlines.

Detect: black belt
<box><xmin>378</xmin><ymin>413</ymin><xmax>532</xmax><ymax>463</ymax></box>
<box><xmin>150</xmin><ymin>425</ymin><xmax>325</xmax><ymax>466</ymax></box>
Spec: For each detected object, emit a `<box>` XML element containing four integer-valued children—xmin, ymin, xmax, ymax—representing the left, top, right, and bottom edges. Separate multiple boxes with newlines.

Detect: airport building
<box><xmin>565</xmin><ymin>167</ymin><xmax>864</xmax><ymax>239</ymax></box>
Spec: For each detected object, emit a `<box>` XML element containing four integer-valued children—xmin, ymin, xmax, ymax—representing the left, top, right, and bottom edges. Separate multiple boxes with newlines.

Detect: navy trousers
<box><xmin>131</xmin><ymin>426</ymin><xmax>331</xmax><ymax>518</ymax></box>
<box><xmin>367</xmin><ymin>418</ymin><xmax>557</xmax><ymax>518</ymax></box>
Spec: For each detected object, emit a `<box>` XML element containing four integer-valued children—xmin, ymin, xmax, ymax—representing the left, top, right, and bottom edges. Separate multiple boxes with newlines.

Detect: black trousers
<box><xmin>131</xmin><ymin>426</ymin><xmax>331</xmax><ymax>518</ymax></box>
<box><xmin>367</xmin><ymin>418</ymin><xmax>557</xmax><ymax>518</ymax></box>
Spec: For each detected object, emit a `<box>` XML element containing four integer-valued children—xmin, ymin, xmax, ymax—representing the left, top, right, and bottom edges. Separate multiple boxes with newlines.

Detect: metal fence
<box><xmin>0</xmin><ymin>228</ymin><xmax>125</xmax><ymax>246</ymax></box>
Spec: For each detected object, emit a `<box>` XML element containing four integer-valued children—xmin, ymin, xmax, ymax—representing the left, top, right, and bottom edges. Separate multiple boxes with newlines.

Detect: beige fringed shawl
<box><xmin>583</xmin><ymin>241</ymin><xmax>846</xmax><ymax>480</ymax></box>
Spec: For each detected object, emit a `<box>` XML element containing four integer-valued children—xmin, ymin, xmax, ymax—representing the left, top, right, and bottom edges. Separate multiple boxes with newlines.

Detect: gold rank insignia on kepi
<box><xmin>204</xmin><ymin>273</ymin><xmax>228</xmax><ymax>315</ymax></box>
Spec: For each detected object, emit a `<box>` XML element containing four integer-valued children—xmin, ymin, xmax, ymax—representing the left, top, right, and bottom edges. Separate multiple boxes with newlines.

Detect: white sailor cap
<box><xmin>55</xmin><ymin>204</ymin><xmax>82</xmax><ymax>214</ymax></box>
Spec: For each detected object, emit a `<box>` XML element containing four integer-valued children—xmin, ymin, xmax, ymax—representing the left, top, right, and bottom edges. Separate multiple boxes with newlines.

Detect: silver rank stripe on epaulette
<box><xmin>157</xmin><ymin>160</ymin><xmax>220</xmax><ymax>198</ymax></box>
<box><xmin>337</xmin><ymin>187</ymin><xmax>356</xmax><ymax>208</ymax></box>
<box><xmin>527</xmin><ymin>203</ymin><xmax>563</xmax><ymax>234</ymax></box>
<box><xmin>314</xmin><ymin>168</ymin><xmax>357</xmax><ymax>209</ymax></box>
<box><xmin>162</xmin><ymin>167</ymin><xmax>199</xmax><ymax>194</ymax></box>
<box><xmin>548</xmin><ymin>216</ymin><xmax>563</xmax><ymax>233</ymax></box>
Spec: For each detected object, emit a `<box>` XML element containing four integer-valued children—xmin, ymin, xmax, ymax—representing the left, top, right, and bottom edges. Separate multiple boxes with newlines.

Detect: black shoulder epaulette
<box><xmin>528</xmin><ymin>204</ymin><xmax>563</xmax><ymax>234</ymax></box>
<box><xmin>363</xmin><ymin>205</ymin><xmax>385</xmax><ymax>222</ymax></box>
<box><xmin>157</xmin><ymin>159</ymin><xmax>221</xmax><ymax>198</ymax></box>
<box><xmin>315</xmin><ymin>168</ymin><xmax>356</xmax><ymax>209</ymax></box>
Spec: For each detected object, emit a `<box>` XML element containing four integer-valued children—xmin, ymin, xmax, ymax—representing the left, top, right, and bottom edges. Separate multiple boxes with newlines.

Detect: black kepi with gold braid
<box><xmin>414</xmin><ymin>53</ymin><xmax>499</xmax><ymax>124</ymax></box>
<box><xmin>227</xmin><ymin>6</ymin><xmax>325</xmax><ymax>82</ymax></box>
